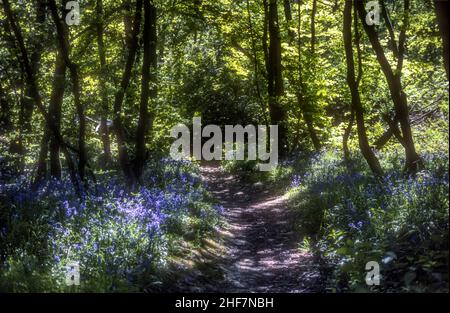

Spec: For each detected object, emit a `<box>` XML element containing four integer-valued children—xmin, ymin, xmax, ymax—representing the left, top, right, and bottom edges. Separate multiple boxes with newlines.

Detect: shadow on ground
<box><xmin>147</xmin><ymin>162</ymin><xmax>323</xmax><ymax>293</ymax></box>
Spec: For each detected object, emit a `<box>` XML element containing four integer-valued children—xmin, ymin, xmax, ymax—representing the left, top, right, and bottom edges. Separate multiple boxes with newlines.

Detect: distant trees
<box><xmin>1</xmin><ymin>0</ymin><xmax>159</xmax><ymax>189</ymax></box>
<box><xmin>2</xmin><ymin>0</ymin><xmax>81</xmax><ymax>193</ymax></box>
<box><xmin>0</xmin><ymin>0</ymin><xmax>446</xmax><ymax>188</ymax></box>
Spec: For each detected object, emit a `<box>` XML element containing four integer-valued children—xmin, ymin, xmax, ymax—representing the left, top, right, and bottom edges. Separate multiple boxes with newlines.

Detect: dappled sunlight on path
<box><xmin>157</xmin><ymin>162</ymin><xmax>322</xmax><ymax>293</ymax></box>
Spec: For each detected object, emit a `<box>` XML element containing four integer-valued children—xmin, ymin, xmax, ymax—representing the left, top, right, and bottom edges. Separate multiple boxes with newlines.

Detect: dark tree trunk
<box><xmin>434</xmin><ymin>0</ymin><xmax>449</xmax><ymax>80</ymax></box>
<box><xmin>311</xmin><ymin>0</ymin><xmax>317</xmax><ymax>54</ymax></box>
<box><xmin>356</xmin><ymin>0</ymin><xmax>421</xmax><ymax>173</ymax></box>
<box><xmin>134</xmin><ymin>0</ymin><xmax>157</xmax><ymax>183</ymax></box>
<box><xmin>35</xmin><ymin>128</ymin><xmax>50</xmax><ymax>183</ymax></box>
<box><xmin>16</xmin><ymin>0</ymin><xmax>46</xmax><ymax>170</ymax></box>
<box><xmin>267</xmin><ymin>0</ymin><xmax>288</xmax><ymax>156</ymax></box>
<box><xmin>96</xmin><ymin>0</ymin><xmax>112</xmax><ymax>165</ymax></box>
<box><xmin>373</xmin><ymin>115</ymin><xmax>406</xmax><ymax>150</ymax></box>
<box><xmin>0</xmin><ymin>81</ymin><xmax>11</xmax><ymax>135</ymax></box>
<box><xmin>48</xmin><ymin>0</ymin><xmax>87</xmax><ymax>182</ymax></box>
<box><xmin>19</xmin><ymin>49</ymin><xmax>40</xmax><ymax>134</ymax></box>
<box><xmin>20</xmin><ymin>0</ymin><xmax>45</xmax><ymax>135</ymax></box>
<box><xmin>343</xmin><ymin>108</ymin><xmax>354</xmax><ymax>162</ymax></box>
<box><xmin>113</xmin><ymin>0</ymin><xmax>143</xmax><ymax>186</ymax></box>
<box><xmin>35</xmin><ymin>53</ymin><xmax>66</xmax><ymax>182</ymax></box>
<box><xmin>303</xmin><ymin>0</ymin><xmax>321</xmax><ymax>151</ymax></box>
<box><xmin>262</xmin><ymin>0</ymin><xmax>270</xmax><ymax>77</ymax></box>
<box><xmin>344</xmin><ymin>0</ymin><xmax>383</xmax><ymax>177</ymax></box>
<box><xmin>2</xmin><ymin>0</ymin><xmax>81</xmax><ymax>194</ymax></box>
<box><xmin>124</xmin><ymin>0</ymin><xmax>133</xmax><ymax>49</ymax></box>
<box><xmin>283</xmin><ymin>0</ymin><xmax>295</xmax><ymax>42</ymax></box>
<box><xmin>246</xmin><ymin>0</ymin><xmax>268</xmax><ymax>125</ymax></box>
<box><xmin>293</xmin><ymin>0</ymin><xmax>320</xmax><ymax>152</ymax></box>
<box><xmin>49</xmin><ymin>54</ymin><xmax>65</xmax><ymax>179</ymax></box>
<box><xmin>380</xmin><ymin>0</ymin><xmax>399</xmax><ymax>58</ymax></box>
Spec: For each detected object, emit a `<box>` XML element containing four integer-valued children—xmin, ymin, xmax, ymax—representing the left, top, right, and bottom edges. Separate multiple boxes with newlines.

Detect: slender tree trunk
<box><xmin>380</xmin><ymin>0</ymin><xmax>399</xmax><ymax>58</ymax></box>
<box><xmin>19</xmin><ymin>49</ymin><xmax>40</xmax><ymax>134</ymax></box>
<box><xmin>48</xmin><ymin>0</ymin><xmax>87</xmax><ymax>181</ymax></box>
<box><xmin>246</xmin><ymin>0</ymin><xmax>268</xmax><ymax>125</ymax></box>
<box><xmin>290</xmin><ymin>0</ymin><xmax>320</xmax><ymax>152</ymax></box>
<box><xmin>267</xmin><ymin>0</ymin><xmax>288</xmax><ymax>156</ymax></box>
<box><xmin>303</xmin><ymin>0</ymin><xmax>321</xmax><ymax>151</ymax></box>
<box><xmin>35</xmin><ymin>53</ymin><xmax>66</xmax><ymax>182</ymax></box>
<box><xmin>283</xmin><ymin>0</ymin><xmax>295</xmax><ymax>42</ymax></box>
<box><xmin>0</xmin><ymin>81</ymin><xmax>11</xmax><ymax>135</ymax></box>
<box><xmin>356</xmin><ymin>0</ymin><xmax>421</xmax><ymax>173</ymax></box>
<box><xmin>35</xmin><ymin>128</ymin><xmax>50</xmax><ymax>183</ymax></box>
<box><xmin>343</xmin><ymin>108</ymin><xmax>354</xmax><ymax>162</ymax></box>
<box><xmin>373</xmin><ymin>115</ymin><xmax>406</xmax><ymax>150</ymax></box>
<box><xmin>311</xmin><ymin>0</ymin><xmax>317</xmax><ymax>55</ymax></box>
<box><xmin>124</xmin><ymin>0</ymin><xmax>133</xmax><ymax>49</ymax></box>
<box><xmin>434</xmin><ymin>0</ymin><xmax>449</xmax><ymax>80</ymax></box>
<box><xmin>113</xmin><ymin>0</ymin><xmax>143</xmax><ymax>186</ymax></box>
<box><xmin>96</xmin><ymin>0</ymin><xmax>112</xmax><ymax>165</ymax></box>
<box><xmin>16</xmin><ymin>0</ymin><xmax>46</xmax><ymax>170</ymax></box>
<box><xmin>49</xmin><ymin>54</ymin><xmax>65</xmax><ymax>179</ymax></box>
<box><xmin>262</xmin><ymin>0</ymin><xmax>270</xmax><ymax>78</ymax></box>
<box><xmin>19</xmin><ymin>0</ymin><xmax>45</xmax><ymax>136</ymax></box>
<box><xmin>344</xmin><ymin>0</ymin><xmax>383</xmax><ymax>177</ymax></box>
<box><xmin>134</xmin><ymin>0</ymin><xmax>157</xmax><ymax>183</ymax></box>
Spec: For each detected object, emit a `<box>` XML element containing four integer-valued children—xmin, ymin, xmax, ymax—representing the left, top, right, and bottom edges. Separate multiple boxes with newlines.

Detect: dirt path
<box><xmin>158</xmin><ymin>162</ymin><xmax>322</xmax><ymax>293</ymax></box>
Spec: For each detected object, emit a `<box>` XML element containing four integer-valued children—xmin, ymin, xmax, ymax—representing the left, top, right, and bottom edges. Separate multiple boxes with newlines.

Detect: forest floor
<box><xmin>151</xmin><ymin>161</ymin><xmax>323</xmax><ymax>293</ymax></box>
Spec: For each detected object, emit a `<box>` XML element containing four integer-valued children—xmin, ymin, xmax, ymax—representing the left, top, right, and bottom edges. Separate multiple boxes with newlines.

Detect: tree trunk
<box><xmin>16</xmin><ymin>0</ymin><xmax>46</xmax><ymax>170</ymax></box>
<box><xmin>113</xmin><ymin>0</ymin><xmax>143</xmax><ymax>186</ymax></box>
<box><xmin>246</xmin><ymin>0</ymin><xmax>268</xmax><ymax>125</ymax></box>
<box><xmin>344</xmin><ymin>0</ymin><xmax>383</xmax><ymax>177</ymax></box>
<box><xmin>343</xmin><ymin>107</ymin><xmax>354</xmax><ymax>162</ymax></box>
<box><xmin>49</xmin><ymin>53</ymin><xmax>65</xmax><ymax>179</ymax></box>
<box><xmin>96</xmin><ymin>0</ymin><xmax>112</xmax><ymax>165</ymax></box>
<box><xmin>356</xmin><ymin>0</ymin><xmax>421</xmax><ymax>173</ymax></box>
<box><xmin>35</xmin><ymin>53</ymin><xmax>66</xmax><ymax>182</ymax></box>
<box><xmin>434</xmin><ymin>0</ymin><xmax>449</xmax><ymax>80</ymax></box>
<box><xmin>304</xmin><ymin>0</ymin><xmax>321</xmax><ymax>151</ymax></box>
<box><xmin>292</xmin><ymin>0</ymin><xmax>321</xmax><ymax>152</ymax></box>
<box><xmin>0</xmin><ymin>81</ymin><xmax>11</xmax><ymax>135</ymax></box>
<box><xmin>134</xmin><ymin>0</ymin><xmax>157</xmax><ymax>183</ymax></box>
<box><xmin>311</xmin><ymin>0</ymin><xmax>317</xmax><ymax>55</ymax></box>
<box><xmin>48</xmin><ymin>0</ymin><xmax>87</xmax><ymax>181</ymax></box>
<box><xmin>35</xmin><ymin>128</ymin><xmax>50</xmax><ymax>183</ymax></box>
<box><xmin>283</xmin><ymin>0</ymin><xmax>295</xmax><ymax>42</ymax></box>
<box><xmin>267</xmin><ymin>0</ymin><xmax>287</xmax><ymax>157</ymax></box>
<box><xmin>262</xmin><ymin>0</ymin><xmax>270</xmax><ymax>78</ymax></box>
<box><xmin>372</xmin><ymin>115</ymin><xmax>406</xmax><ymax>150</ymax></box>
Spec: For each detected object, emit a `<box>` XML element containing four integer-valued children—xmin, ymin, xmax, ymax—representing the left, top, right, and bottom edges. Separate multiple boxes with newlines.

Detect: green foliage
<box><xmin>0</xmin><ymin>0</ymin><xmax>448</xmax><ymax>293</ymax></box>
<box><xmin>287</xmin><ymin>150</ymin><xmax>449</xmax><ymax>292</ymax></box>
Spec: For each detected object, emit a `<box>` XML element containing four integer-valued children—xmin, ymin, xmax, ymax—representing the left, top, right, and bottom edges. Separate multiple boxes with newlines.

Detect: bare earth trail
<box><xmin>160</xmin><ymin>162</ymin><xmax>322</xmax><ymax>293</ymax></box>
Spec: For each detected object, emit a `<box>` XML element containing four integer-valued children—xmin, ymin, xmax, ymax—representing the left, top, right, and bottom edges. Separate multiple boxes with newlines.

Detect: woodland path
<box><xmin>153</xmin><ymin>162</ymin><xmax>323</xmax><ymax>293</ymax></box>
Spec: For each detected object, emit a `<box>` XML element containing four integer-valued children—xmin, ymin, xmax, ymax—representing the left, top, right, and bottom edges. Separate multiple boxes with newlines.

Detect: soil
<box><xmin>150</xmin><ymin>162</ymin><xmax>323</xmax><ymax>293</ymax></box>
